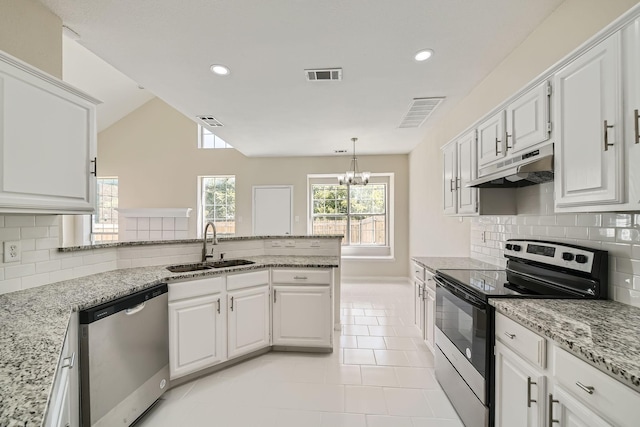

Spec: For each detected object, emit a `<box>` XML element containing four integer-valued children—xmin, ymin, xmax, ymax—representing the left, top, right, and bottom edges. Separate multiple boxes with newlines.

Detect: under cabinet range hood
<box><xmin>468</xmin><ymin>144</ymin><xmax>554</xmax><ymax>188</ymax></box>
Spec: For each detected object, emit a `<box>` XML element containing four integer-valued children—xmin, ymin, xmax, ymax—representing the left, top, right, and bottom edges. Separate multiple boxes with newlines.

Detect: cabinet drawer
<box><xmin>169</xmin><ymin>276</ymin><xmax>225</xmax><ymax>301</ymax></box>
<box><xmin>227</xmin><ymin>269</ymin><xmax>269</xmax><ymax>291</ymax></box>
<box><xmin>272</xmin><ymin>269</ymin><xmax>331</xmax><ymax>285</ymax></box>
<box><xmin>495</xmin><ymin>313</ymin><xmax>546</xmax><ymax>368</ymax></box>
<box><xmin>413</xmin><ymin>263</ymin><xmax>425</xmax><ymax>282</ymax></box>
<box><xmin>553</xmin><ymin>346</ymin><xmax>640</xmax><ymax>427</ymax></box>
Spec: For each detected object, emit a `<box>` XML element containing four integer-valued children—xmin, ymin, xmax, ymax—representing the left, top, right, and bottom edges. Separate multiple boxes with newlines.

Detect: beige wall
<box><xmin>0</xmin><ymin>0</ymin><xmax>62</xmax><ymax>78</ymax></box>
<box><xmin>98</xmin><ymin>98</ymin><xmax>410</xmax><ymax>278</ymax></box>
<box><xmin>408</xmin><ymin>0</ymin><xmax>640</xmax><ymax>260</ymax></box>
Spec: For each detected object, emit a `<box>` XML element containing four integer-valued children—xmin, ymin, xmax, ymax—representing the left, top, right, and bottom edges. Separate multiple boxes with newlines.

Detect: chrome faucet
<box><xmin>202</xmin><ymin>221</ymin><xmax>218</xmax><ymax>262</ymax></box>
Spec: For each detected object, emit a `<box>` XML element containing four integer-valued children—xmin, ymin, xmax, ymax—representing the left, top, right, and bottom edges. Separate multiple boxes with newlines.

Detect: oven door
<box><xmin>435</xmin><ymin>278</ymin><xmax>488</xmax><ymax>379</ymax></box>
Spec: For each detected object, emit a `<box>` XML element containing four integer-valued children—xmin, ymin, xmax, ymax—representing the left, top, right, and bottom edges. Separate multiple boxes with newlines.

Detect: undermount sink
<box><xmin>166</xmin><ymin>259</ymin><xmax>255</xmax><ymax>273</ymax></box>
<box><xmin>166</xmin><ymin>264</ymin><xmax>212</xmax><ymax>273</ymax></box>
<box><xmin>209</xmin><ymin>259</ymin><xmax>255</xmax><ymax>268</ymax></box>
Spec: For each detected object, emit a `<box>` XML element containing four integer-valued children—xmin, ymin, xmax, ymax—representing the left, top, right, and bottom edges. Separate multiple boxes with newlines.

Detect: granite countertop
<box><xmin>0</xmin><ymin>255</ymin><xmax>339</xmax><ymax>427</ymax></box>
<box><xmin>491</xmin><ymin>299</ymin><xmax>640</xmax><ymax>393</ymax></box>
<box><xmin>411</xmin><ymin>256</ymin><xmax>502</xmax><ymax>274</ymax></box>
<box><xmin>60</xmin><ymin>234</ymin><xmax>344</xmax><ymax>252</ymax></box>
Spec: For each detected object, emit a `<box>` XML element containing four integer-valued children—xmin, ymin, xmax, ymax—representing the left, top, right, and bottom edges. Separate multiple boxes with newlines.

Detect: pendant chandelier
<box><xmin>338</xmin><ymin>137</ymin><xmax>370</xmax><ymax>186</ymax></box>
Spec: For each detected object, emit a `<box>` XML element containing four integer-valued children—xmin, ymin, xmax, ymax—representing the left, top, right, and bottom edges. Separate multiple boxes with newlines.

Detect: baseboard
<box><xmin>341</xmin><ymin>276</ymin><xmax>410</xmax><ymax>285</ymax></box>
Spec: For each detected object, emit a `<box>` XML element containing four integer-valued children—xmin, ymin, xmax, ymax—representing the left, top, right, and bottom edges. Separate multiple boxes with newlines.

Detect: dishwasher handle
<box><xmin>125</xmin><ymin>302</ymin><xmax>146</xmax><ymax>315</ymax></box>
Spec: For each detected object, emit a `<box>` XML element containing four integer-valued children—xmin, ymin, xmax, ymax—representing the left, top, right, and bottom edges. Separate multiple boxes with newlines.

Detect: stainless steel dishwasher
<box><xmin>79</xmin><ymin>283</ymin><xmax>169</xmax><ymax>427</ymax></box>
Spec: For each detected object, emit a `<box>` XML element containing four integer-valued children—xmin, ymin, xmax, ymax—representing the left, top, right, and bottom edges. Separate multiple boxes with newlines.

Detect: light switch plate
<box><xmin>3</xmin><ymin>241</ymin><xmax>21</xmax><ymax>263</ymax></box>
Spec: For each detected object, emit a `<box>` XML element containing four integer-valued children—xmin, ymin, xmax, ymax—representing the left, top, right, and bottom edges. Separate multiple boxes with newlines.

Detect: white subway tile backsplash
<box><xmin>137</xmin><ymin>217</ymin><xmax>150</xmax><ymax>231</ymax></box>
<box><xmin>0</xmin><ymin>228</ymin><xmax>21</xmax><ymax>240</ymax></box>
<box><xmin>175</xmin><ymin>217</ymin><xmax>188</xmax><ymax>231</ymax></box>
<box><xmin>615</xmin><ymin>258</ymin><xmax>640</xmax><ymax>275</ymax></box>
<box><xmin>22</xmin><ymin>250</ymin><xmax>50</xmax><ymax>264</ymax></box>
<box><xmin>150</xmin><ymin>231</ymin><xmax>163</xmax><ymax>240</ymax></box>
<box><xmin>601</xmin><ymin>242</ymin><xmax>632</xmax><ymax>258</ymax></box>
<box><xmin>5</xmin><ymin>216</ymin><xmax>35</xmax><ymax>227</ymax></box>
<box><xmin>565</xmin><ymin>226</ymin><xmax>589</xmax><ymax>240</ymax></box>
<box><xmin>21</xmin><ymin>227</ymin><xmax>49</xmax><ymax>239</ymax></box>
<box><xmin>22</xmin><ymin>273</ymin><xmax>50</xmax><ymax>290</ymax></box>
<box><xmin>589</xmin><ymin>228</ymin><xmax>616</xmax><ymax>241</ymax></box>
<box><xmin>0</xmin><ymin>278</ymin><xmax>22</xmax><ymax>294</ymax></box>
<box><xmin>126</xmin><ymin>218</ymin><xmax>138</xmax><ymax>231</ymax></box>
<box><xmin>137</xmin><ymin>230</ymin><xmax>150</xmax><ymax>241</ymax></box>
<box><xmin>35</xmin><ymin>238</ymin><xmax>59</xmax><ymax>250</ymax></box>
<box><xmin>162</xmin><ymin>230</ymin><xmax>175</xmax><ymax>240</ymax></box>
<box><xmin>616</xmin><ymin>229</ymin><xmax>640</xmax><ymax>243</ymax></box>
<box><xmin>602</xmin><ymin>213</ymin><xmax>633</xmax><ymax>228</ymax></box>
<box><xmin>545</xmin><ymin>226</ymin><xmax>565</xmax><ymax>238</ymax></box>
<box><xmin>35</xmin><ymin>216</ymin><xmax>59</xmax><ymax>227</ymax></box>
<box><xmin>150</xmin><ymin>218</ymin><xmax>162</xmax><ymax>231</ymax></box>
<box><xmin>0</xmin><ymin>268</ymin><xmax>3</xmax><ymax>281</ymax></box>
<box><xmin>0</xmin><ymin>216</ymin><xmax>4</xmax><ymax>227</ymax></box>
<box><xmin>21</xmin><ymin>239</ymin><xmax>35</xmax><ymax>251</ymax></box>
<box><xmin>5</xmin><ymin>264</ymin><xmax>36</xmax><ymax>279</ymax></box>
<box><xmin>162</xmin><ymin>217</ymin><xmax>175</xmax><ymax>230</ymax></box>
<box><xmin>576</xmin><ymin>213</ymin><xmax>602</xmax><ymax>227</ymax></box>
<box><xmin>124</xmin><ymin>231</ymin><xmax>138</xmax><ymax>241</ymax></box>
<box><xmin>175</xmin><ymin>231</ymin><xmax>189</xmax><ymax>239</ymax></box>
<box><xmin>555</xmin><ymin>214</ymin><xmax>577</xmax><ymax>226</ymax></box>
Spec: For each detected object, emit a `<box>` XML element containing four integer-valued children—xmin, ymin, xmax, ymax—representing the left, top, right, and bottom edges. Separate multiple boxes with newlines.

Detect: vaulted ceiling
<box><xmin>41</xmin><ymin>0</ymin><xmax>564</xmax><ymax>156</ymax></box>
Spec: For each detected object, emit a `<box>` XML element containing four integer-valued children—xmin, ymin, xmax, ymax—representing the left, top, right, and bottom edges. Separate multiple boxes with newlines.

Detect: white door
<box><xmin>551</xmin><ymin>386</ymin><xmax>611</xmax><ymax>427</ymax></box>
<box><xmin>477</xmin><ymin>110</ymin><xmax>506</xmax><ymax>167</ymax></box>
<box><xmin>554</xmin><ymin>33</ymin><xmax>623</xmax><ymax>208</ymax></box>
<box><xmin>442</xmin><ymin>142</ymin><xmax>457</xmax><ymax>214</ymax></box>
<box><xmin>253</xmin><ymin>186</ymin><xmax>293</xmax><ymax>235</ymax></box>
<box><xmin>169</xmin><ymin>294</ymin><xmax>225</xmax><ymax>379</ymax></box>
<box><xmin>506</xmin><ymin>80</ymin><xmax>551</xmax><ymax>155</ymax></box>
<box><xmin>227</xmin><ymin>285</ymin><xmax>270</xmax><ymax>359</ymax></box>
<box><xmin>456</xmin><ymin>130</ymin><xmax>478</xmax><ymax>214</ymax></box>
<box><xmin>272</xmin><ymin>285</ymin><xmax>331</xmax><ymax>347</ymax></box>
<box><xmin>494</xmin><ymin>341</ymin><xmax>545</xmax><ymax>427</ymax></box>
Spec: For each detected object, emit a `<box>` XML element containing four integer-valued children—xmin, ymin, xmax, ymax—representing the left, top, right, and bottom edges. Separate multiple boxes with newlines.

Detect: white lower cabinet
<box><xmin>44</xmin><ymin>313</ymin><xmax>79</xmax><ymax>427</ymax></box>
<box><xmin>423</xmin><ymin>282</ymin><xmax>436</xmax><ymax>354</ymax></box>
<box><xmin>272</xmin><ymin>285</ymin><xmax>332</xmax><ymax>347</ymax></box>
<box><xmin>227</xmin><ymin>285</ymin><xmax>270</xmax><ymax>358</ymax></box>
<box><xmin>168</xmin><ymin>277</ymin><xmax>226</xmax><ymax>380</ymax></box>
<box><xmin>494</xmin><ymin>312</ymin><xmax>640</xmax><ymax>427</ymax></box>
<box><xmin>494</xmin><ymin>341</ymin><xmax>545</xmax><ymax>427</ymax></box>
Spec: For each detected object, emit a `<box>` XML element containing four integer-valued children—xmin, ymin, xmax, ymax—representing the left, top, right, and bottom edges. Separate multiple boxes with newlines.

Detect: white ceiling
<box><xmin>42</xmin><ymin>0</ymin><xmax>564</xmax><ymax>157</ymax></box>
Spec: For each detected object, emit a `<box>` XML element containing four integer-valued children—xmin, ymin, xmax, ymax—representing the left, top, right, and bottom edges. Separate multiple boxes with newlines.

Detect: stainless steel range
<box><xmin>433</xmin><ymin>239</ymin><xmax>608</xmax><ymax>427</ymax></box>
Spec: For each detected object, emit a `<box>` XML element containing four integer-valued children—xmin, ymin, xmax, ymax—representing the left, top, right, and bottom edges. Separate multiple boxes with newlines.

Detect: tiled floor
<box><xmin>137</xmin><ymin>281</ymin><xmax>463</xmax><ymax>427</ymax></box>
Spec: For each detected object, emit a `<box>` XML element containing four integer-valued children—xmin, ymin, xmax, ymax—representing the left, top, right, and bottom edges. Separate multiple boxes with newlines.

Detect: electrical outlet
<box><xmin>311</xmin><ymin>240</ymin><xmax>320</xmax><ymax>248</ymax></box>
<box><xmin>271</xmin><ymin>240</ymin><xmax>282</xmax><ymax>247</ymax></box>
<box><xmin>285</xmin><ymin>240</ymin><xmax>296</xmax><ymax>247</ymax></box>
<box><xmin>3</xmin><ymin>241</ymin><xmax>21</xmax><ymax>263</ymax></box>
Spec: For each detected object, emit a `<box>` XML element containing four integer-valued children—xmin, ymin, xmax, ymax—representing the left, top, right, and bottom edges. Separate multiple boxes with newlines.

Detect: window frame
<box><xmin>198</xmin><ymin>125</ymin><xmax>233</xmax><ymax>149</ymax></box>
<box><xmin>197</xmin><ymin>175</ymin><xmax>236</xmax><ymax>238</ymax></box>
<box><xmin>91</xmin><ymin>176</ymin><xmax>119</xmax><ymax>243</ymax></box>
<box><xmin>307</xmin><ymin>173</ymin><xmax>394</xmax><ymax>260</ymax></box>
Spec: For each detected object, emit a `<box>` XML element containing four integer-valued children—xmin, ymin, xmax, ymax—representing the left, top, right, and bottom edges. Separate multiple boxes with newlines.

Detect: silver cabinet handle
<box><xmin>217</xmin><ymin>298</ymin><xmax>221</xmax><ymax>314</ymax></box>
<box><xmin>273</xmin><ymin>289</ymin><xmax>277</xmax><ymax>303</ymax></box>
<box><xmin>575</xmin><ymin>382</ymin><xmax>595</xmax><ymax>395</ymax></box>
<box><xmin>293</xmin><ymin>276</ymin><xmax>307</xmax><ymax>280</ymax></box>
<box><xmin>548</xmin><ymin>394</ymin><xmax>559</xmax><ymax>425</ymax></box>
<box><xmin>634</xmin><ymin>109</ymin><xmax>639</xmax><ymax>144</ymax></box>
<box><xmin>125</xmin><ymin>302</ymin><xmax>145</xmax><ymax>315</ymax></box>
<box><xmin>504</xmin><ymin>332</ymin><xmax>516</xmax><ymax>339</ymax></box>
<box><xmin>505</xmin><ymin>133</ymin><xmax>512</xmax><ymax>150</ymax></box>
<box><xmin>62</xmin><ymin>352</ymin><xmax>75</xmax><ymax>369</ymax></box>
<box><xmin>90</xmin><ymin>157</ymin><xmax>97</xmax><ymax>176</ymax></box>
<box><xmin>230</xmin><ymin>296</ymin><xmax>234</xmax><ymax>311</ymax></box>
<box><xmin>456</xmin><ymin>177</ymin><xmax>461</xmax><ymax>189</ymax></box>
<box><xmin>495</xmin><ymin>137</ymin><xmax>502</xmax><ymax>156</ymax></box>
<box><xmin>527</xmin><ymin>377</ymin><xmax>537</xmax><ymax>408</ymax></box>
<box><xmin>418</xmin><ymin>285</ymin><xmax>423</xmax><ymax>298</ymax></box>
<box><xmin>449</xmin><ymin>179</ymin><xmax>455</xmax><ymax>192</ymax></box>
<box><xmin>603</xmin><ymin>120</ymin><xmax>614</xmax><ymax>151</ymax></box>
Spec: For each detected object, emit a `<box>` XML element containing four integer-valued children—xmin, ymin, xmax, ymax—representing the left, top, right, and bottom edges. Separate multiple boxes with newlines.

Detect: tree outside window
<box><xmin>202</xmin><ymin>176</ymin><xmax>235</xmax><ymax>235</ymax></box>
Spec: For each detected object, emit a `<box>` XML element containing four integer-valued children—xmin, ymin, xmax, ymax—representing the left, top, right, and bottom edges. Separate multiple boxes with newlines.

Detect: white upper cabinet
<box><xmin>442</xmin><ymin>141</ymin><xmax>457</xmax><ymax>214</ymax></box>
<box><xmin>554</xmin><ymin>33</ymin><xmax>624</xmax><ymax>209</ymax></box>
<box><xmin>477</xmin><ymin>110</ymin><xmax>506</xmax><ymax>167</ymax></box>
<box><xmin>505</xmin><ymin>81</ymin><xmax>551</xmax><ymax>155</ymax></box>
<box><xmin>0</xmin><ymin>52</ymin><xmax>99</xmax><ymax>214</ymax></box>
<box><xmin>456</xmin><ymin>130</ymin><xmax>478</xmax><ymax>214</ymax></box>
<box><xmin>623</xmin><ymin>17</ymin><xmax>640</xmax><ymax>211</ymax></box>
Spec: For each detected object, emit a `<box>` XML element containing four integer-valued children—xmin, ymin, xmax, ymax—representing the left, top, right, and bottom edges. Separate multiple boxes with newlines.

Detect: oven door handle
<box><xmin>433</xmin><ymin>275</ymin><xmax>486</xmax><ymax>309</ymax></box>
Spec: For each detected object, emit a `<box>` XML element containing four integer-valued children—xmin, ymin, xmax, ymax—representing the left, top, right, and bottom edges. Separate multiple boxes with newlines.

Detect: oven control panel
<box><xmin>504</xmin><ymin>240</ymin><xmax>594</xmax><ymax>273</ymax></box>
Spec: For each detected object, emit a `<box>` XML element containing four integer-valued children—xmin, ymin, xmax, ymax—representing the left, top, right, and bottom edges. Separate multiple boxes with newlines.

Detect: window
<box><xmin>198</xmin><ymin>125</ymin><xmax>233</xmax><ymax>149</ymax></box>
<box><xmin>92</xmin><ymin>177</ymin><xmax>118</xmax><ymax>242</ymax></box>
<box><xmin>309</xmin><ymin>174</ymin><xmax>393</xmax><ymax>258</ymax></box>
<box><xmin>199</xmin><ymin>176</ymin><xmax>236</xmax><ymax>236</ymax></box>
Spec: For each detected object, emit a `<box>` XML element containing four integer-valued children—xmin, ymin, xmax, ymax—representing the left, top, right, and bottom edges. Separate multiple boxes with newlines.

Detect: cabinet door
<box><xmin>477</xmin><ymin>110</ymin><xmax>506</xmax><ymax>167</ymax></box>
<box><xmin>424</xmin><ymin>286</ymin><xmax>436</xmax><ymax>354</ymax></box>
<box><xmin>414</xmin><ymin>281</ymin><xmax>422</xmax><ymax>327</ymax></box>
<box><xmin>506</xmin><ymin>81</ymin><xmax>551</xmax><ymax>155</ymax></box>
<box><xmin>227</xmin><ymin>285</ymin><xmax>270</xmax><ymax>359</ymax></box>
<box><xmin>624</xmin><ymin>17</ymin><xmax>640</xmax><ymax>210</ymax></box>
<box><xmin>169</xmin><ymin>294</ymin><xmax>225</xmax><ymax>379</ymax></box>
<box><xmin>456</xmin><ymin>130</ymin><xmax>478</xmax><ymax>214</ymax></box>
<box><xmin>442</xmin><ymin>142</ymin><xmax>457</xmax><ymax>214</ymax></box>
<box><xmin>550</xmin><ymin>386</ymin><xmax>611</xmax><ymax>427</ymax></box>
<box><xmin>494</xmin><ymin>341</ymin><xmax>545</xmax><ymax>427</ymax></box>
<box><xmin>272</xmin><ymin>285</ymin><xmax>331</xmax><ymax>347</ymax></box>
<box><xmin>0</xmin><ymin>53</ymin><xmax>97</xmax><ymax>214</ymax></box>
<box><xmin>554</xmin><ymin>33</ymin><xmax>623</xmax><ymax>208</ymax></box>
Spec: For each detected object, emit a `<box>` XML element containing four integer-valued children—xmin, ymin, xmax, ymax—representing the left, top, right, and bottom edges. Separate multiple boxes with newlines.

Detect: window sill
<box><xmin>342</xmin><ymin>255</ymin><xmax>396</xmax><ymax>261</ymax></box>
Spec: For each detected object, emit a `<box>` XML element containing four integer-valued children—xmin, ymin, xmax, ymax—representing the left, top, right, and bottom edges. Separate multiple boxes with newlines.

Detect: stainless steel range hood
<box><xmin>468</xmin><ymin>144</ymin><xmax>554</xmax><ymax>188</ymax></box>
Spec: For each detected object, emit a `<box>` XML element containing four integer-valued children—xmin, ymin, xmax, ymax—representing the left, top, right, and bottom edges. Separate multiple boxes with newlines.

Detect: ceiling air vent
<box><xmin>305</xmin><ymin>68</ymin><xmax>342</xmax><ymax>82</ymax></box>
<box><xmin>197</xmin><ymin>116</ymin><xmax>223</xmax><ymax>127</ymax></box>
<box><xmin>398</xmin><ymin>97</ymin><xmax>445</xmax><ymax>128</ymax></box>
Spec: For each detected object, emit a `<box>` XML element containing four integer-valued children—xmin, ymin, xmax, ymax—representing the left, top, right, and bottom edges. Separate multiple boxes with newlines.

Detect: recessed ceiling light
<box><xmin>210</xmin><ymin>64</ymin><xmax>230</xmax><ymax>75</ymax></box>
<box><xmin>414</xmin><ymin>49</ymin><xmax>434</xmax><ymax>62</ymax></box>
